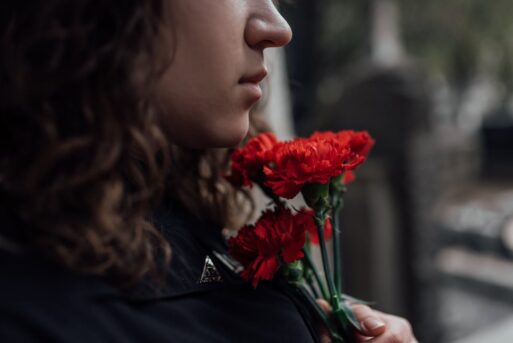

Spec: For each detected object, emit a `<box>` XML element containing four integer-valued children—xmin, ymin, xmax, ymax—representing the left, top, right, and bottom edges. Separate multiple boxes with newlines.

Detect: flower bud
<box><xmin>282</xmin><ymin>260</ymin><xmax>304</xmax><ymax>283</ymax></box>
<box><xmin>302</xmin><ymin>182</ymin><xmax>330</xmax><ymax>211</ymax></box>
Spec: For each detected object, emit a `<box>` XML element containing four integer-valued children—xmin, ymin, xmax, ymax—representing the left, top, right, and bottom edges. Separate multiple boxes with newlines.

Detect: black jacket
<box><xmin>0</xmin><ymin>205</ymin><xmax>321</xmax><ymax>342</ymax></box>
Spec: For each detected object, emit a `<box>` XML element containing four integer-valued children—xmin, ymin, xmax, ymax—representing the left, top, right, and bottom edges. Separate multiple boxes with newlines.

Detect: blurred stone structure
<box><xmin>281</xmin><ymin>0</ymin><xmax>513</xmax><ymax>341</ymax></box>
<box><xmin>432</xmin><ymin>183</ymin><xmax>513</xmax><ymax>342</ymax></box>
<box><xmin>430</xmin><ymin>115</ymin><xmax>513</xmax><ymax>342</ymax></box>
<box><xmin>318</xmin><ymin>64</ymin><xmax>438</xmax><ymax>339</ymax></box>
<box><xmin>320</xmin><ymin>63</ymin><xmax>513</xmax><ymax>342</ymax></box>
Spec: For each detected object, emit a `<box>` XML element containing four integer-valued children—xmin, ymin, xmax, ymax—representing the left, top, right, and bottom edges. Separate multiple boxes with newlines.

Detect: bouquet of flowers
<box><xmin>225</xmin><ymin>130</ymin><xmax>375</xmax><ymax>343</ymax></box>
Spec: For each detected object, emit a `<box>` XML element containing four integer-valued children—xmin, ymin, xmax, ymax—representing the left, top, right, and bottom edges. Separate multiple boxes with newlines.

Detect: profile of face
<box><xmin>156</xmin><ymin>0</ymin><xmax>292</xmax><ymax>149</ymax></box>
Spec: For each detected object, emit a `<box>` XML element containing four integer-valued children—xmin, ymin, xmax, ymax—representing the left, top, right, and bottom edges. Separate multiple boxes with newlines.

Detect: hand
<box><xmin>316</xmin><ymin>299</ymin><xmax>418</xmax><ymax>343</ymax></box>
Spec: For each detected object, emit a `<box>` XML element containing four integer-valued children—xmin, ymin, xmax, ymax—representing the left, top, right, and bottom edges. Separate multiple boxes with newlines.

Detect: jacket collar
<box><xmin>124</xmin><ymin>204</ymin><xmax>244</xmax><ymax>302</ymax></box>
<box><xmin>0</xmin><ymin>204</ymin><xmax>244</xmax><ymax>302</ymax></box>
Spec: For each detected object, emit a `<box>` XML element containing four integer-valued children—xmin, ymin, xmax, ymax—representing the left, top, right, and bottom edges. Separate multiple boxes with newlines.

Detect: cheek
<box><xmin>154</xmin><ymin>11</ymin><xmax>251</xmax><ymax>147</ymax></box>
<box><xmin>156</xmin><ymin>76</ymin><xmax>251</xmax><ymax>149</ymax></box>
<box><xmin>168</xmin><ymin>0</ymin><xmax>245</xmax><ymax>93</ymax></box>
<box><xmin>158</xmin><ymin>40</ymin><xmax>240</xmax><ymax>117</ymax></box>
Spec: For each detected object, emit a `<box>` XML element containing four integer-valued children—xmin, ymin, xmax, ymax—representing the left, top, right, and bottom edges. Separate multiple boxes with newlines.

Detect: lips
<box><xmin>239</xmin><ymin>69</ymin><xmax>268</xmax><ymax>85</ymax></box>
<box><xmin>238</xmin><ymin>68</ymin><xmax>267</xmax><ymax>104</ymax></box>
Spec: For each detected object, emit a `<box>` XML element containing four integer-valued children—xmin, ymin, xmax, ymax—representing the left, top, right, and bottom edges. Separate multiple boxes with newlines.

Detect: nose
<box><xmin>244</xmin><ymin>3</ymin><xmax>293</xmax><ymax>50</ymax></box>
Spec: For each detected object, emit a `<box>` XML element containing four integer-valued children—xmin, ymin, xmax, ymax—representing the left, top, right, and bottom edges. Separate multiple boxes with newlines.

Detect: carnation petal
<box><xmin>282</xmin><ymin>242</ymin><xmax>305</xmax><ymax>263</ymax></box>
<box><xmin>251</xmin><ymin>256</ymin><xmax>280</xmax><ymax>288</ymax></box>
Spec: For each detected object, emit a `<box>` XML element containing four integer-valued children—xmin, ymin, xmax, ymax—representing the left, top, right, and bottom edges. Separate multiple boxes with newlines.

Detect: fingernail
<box><xmin>362</xmin><ymin>317</ymin><xmax>386</xmax><ymax>331</ymax></box>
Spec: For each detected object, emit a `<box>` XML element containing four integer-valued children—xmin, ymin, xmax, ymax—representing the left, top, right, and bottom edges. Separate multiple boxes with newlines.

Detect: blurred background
<box><xmin>263</xmin><ymin>0</ymin><xmax>513</xmax><ymax>342</ymax></box>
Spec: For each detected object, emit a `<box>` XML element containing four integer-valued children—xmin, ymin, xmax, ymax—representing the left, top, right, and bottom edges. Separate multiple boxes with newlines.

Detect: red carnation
<box><xmin>343</xmin><ymin>170</ymin><xmax>356</xmax><ymax>185</ymax></box>
<box><xmin>228</xmin><ymin>205</ymin><xmax>306</xmax><ymax>288</ymax></box>
<box><xmin>225</xmin><ymin>132</ymin><xmax>278</xmax><ymax>188</ymax></box>
<box><xmin>295</xmin><ymin>209</ymin><xmax>333</xmax><ymax>244</ymax></box>
<box><xmin>262</xmin><ymin>136</ymin><xmax>351</xmax><ymax>199</ymax></box>
<box><xmin>311</xmin><ymin>130</ymin><xmax>375</xmax><ymax>169</ymax></box>
<box><xmin>346</xmin><ymin>131</ymin><xmax>375</xmax><ymax>157</ymax></box>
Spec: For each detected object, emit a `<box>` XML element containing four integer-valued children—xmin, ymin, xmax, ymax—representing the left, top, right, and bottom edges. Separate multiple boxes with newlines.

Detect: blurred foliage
<box><xmin>281</xmin><ymin>0</ymin><xmax>371</xmax><ymax>89</ymax></box>
<box><xmin>316</xmin><ymin>0</ymin><xmax>371</xmax><ymax>75</ymax></box>
<box><xmin>282</xmin><ymin>0</ymin><xmax>513</xmax><ymax>131</ymax></box>
<box><xmin>281</xmin><ymin>0</ymin><xmax>373</xmax><ymax>133</ymax></box>
<box><xmin>398</xmin><ymin>0</ymin><xmax>513</xmax><ymax>92</ymax></box>
<box><xmin>316</xmin><ymin>0</ymin><xmax>513</xmax><ymax>92</ymax></box>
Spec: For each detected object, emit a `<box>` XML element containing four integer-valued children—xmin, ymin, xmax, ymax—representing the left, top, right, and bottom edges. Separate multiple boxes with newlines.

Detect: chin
<box><xmin>210</xmin><ymin>112</ymin><xmax>249</xmax><ymax>148</ymax></box>
<box><xmin>209</xmin><ymin>120</ymin><xmax>249</xmax><ymax>148</ymax></box>
<box><xmin>211</xmin><ymin>130</ymin><xmax>248</xmax><ymax>148</ymax></box>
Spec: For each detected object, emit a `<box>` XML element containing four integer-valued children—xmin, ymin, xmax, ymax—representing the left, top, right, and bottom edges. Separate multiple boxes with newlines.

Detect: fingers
<box><xmin>352</xmin><ymin>305</ymin><xmax>387</xmax><ymax>337</ymax></box>
<box><xmin>364</xmin><ymin>313</ymin><xmax>417</xmax><ymax>343</ymax></box>
<box><xmin>316</xmin><ymin>299</ymin><xmax>332</xmax><ymax>314</ymax></box>
<box><xmin>315</xmin><ymin>299</ymin><xmax>333</xmax><ymax>343</ymax></box>
<box><xmin>316</xmin><ymin>300</ymin><xmax>418</xmax><ymax>343</ymax></box>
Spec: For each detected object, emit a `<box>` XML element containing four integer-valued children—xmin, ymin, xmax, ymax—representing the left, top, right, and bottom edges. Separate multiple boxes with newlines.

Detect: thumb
<box><xmin>316</xmin><ymin>299</ymin><xmax>332</xmax><ymax>314</ymax></box>
<box><xmin>351</xmin><ymin>305</ymin><xmax>387</xmax><ymax>337</ymax></box>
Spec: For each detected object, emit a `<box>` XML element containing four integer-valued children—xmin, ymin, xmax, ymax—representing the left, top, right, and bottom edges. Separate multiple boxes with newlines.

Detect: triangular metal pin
<box><xmin>198</xmin><ymin>255</ymin><xmax>223</xmax><ymax>284</ymax></box>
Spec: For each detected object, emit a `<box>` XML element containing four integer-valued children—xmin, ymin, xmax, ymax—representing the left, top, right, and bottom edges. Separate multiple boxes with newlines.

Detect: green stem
<box><xmin>314</xmin><ymin>214</ymin><xmax>340</xmax><ymax>310</ymax></box>
<box><xmin>297</xmin><ymin>285</ymin><xmax>345</xmax><ymax>343</ymax></box>
<box><xmin>332</xmin><ymin>206</ymin><xmax>343</xmax><ymax>293</ymax></box>
<box><xmin>303</xmin><ymin>247</ymin><xmax>329</xmax><ymax>300</ymax></box>
<box><xmin>305</xmin><ymin>272</ymin><xmax>320</xmax><ymax>299</ymax></box>
<box><xmin>316</xmin><ymin>212</ymin><xmax>356</xmax><ymax>342</ymax></box>
<box><xmin>303</xmin><ymin>244</ymin><xmax>319</xmax><ymax>298</ymax></box>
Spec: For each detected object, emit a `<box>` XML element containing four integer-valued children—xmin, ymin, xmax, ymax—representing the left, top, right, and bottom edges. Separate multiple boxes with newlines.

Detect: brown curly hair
<box><xmin>0</xmin><ymin>1</ymin><xmax>270</xmax><ymax>289</ymax></box>
<box><xmin>0</xmin><ymin>0</ymin><xmax>176</xmax><ymax>288</ymax></box>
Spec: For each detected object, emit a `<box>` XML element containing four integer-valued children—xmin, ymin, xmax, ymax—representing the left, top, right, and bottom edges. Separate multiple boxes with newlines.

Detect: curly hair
<box><xmin>0</xmin><ymin>1</ymin><xmax>270</xmax><ymax>289</ymax></box>
<box><xmin>0</xmin><ymin>0</ymin><xmax>174</xmax><ymax>288</ymax></box>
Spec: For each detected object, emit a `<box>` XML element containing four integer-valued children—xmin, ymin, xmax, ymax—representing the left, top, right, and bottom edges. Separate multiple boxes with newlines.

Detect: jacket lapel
<box><xmin>124</xmin><ymin>205</ymin><xmax>243</xmax><ymax>302</ymax></box>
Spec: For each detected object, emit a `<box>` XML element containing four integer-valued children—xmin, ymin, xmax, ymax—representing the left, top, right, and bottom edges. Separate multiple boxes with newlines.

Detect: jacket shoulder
<box><xmin>0</xmin><ymin>250</ymin><xmax>116</xmax><ymax>304</ymax></box>
<box><xmin>0</xmin><ymin>250</ymin><xmax>120</xmax><ymax>341</ymax></box>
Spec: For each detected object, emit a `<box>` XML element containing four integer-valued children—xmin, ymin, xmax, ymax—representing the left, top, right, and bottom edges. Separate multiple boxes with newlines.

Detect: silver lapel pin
<box><xmin>198</xmin><ymin>255</ymin><xmax>223</xmax><ymax>284</ymax></box>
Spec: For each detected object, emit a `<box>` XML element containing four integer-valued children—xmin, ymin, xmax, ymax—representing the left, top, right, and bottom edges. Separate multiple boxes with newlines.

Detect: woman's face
<box><xmin>156</xmin><ymin>0</ymin><xmax>292</xmax><ymax>149</ymax></box>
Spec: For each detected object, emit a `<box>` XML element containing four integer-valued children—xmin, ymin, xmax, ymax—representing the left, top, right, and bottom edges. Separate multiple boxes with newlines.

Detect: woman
<box><xmin>0</xmin><ymin>1</ymin><xmax>417</xmax><ymax>342</ymax></box>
